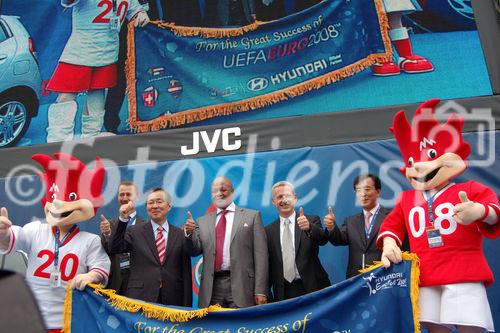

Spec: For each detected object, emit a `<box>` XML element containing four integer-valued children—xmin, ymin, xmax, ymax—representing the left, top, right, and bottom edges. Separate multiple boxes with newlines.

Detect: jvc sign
<box><xmin>181</xmin><ymin>127</ymin><xmax>242</xmax><ymax>156</ymax></box>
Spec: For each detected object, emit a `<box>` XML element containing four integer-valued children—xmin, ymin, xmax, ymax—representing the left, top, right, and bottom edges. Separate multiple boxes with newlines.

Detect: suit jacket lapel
<box><xmin>162</xmin><ymin>224</ymin><xmax>178</xmax><ymax>265</ymax></box>
<box><xmin>366</xmin><ymin>208</ymin><xmax>385</xmax><ymax>248</ymax></box>
<box><xmin>207</xmin><ymin>212</ymin><xmax>216</xmax><ymax>247</ymax></box>
<box><xmin>230</xmin><ymin>206</ymin><xmax>243</xmax><ymax>243</ymax></box>
<box><xmin>141</xmin><ymin>222</ymin><xmax>161</xmax><ymax>264</ymax></box>
<box><xmin>355</xmin><ymin>213</ymin><xmax>368</xmax><ymax>248</ymax></box>
<box><xmin>271</xmin><ymin>219</ymin><xmax>283</xmax><ymax>265</ymax></box>
<box><xmin>294</xmin><ymin>216</ymin><xmax>301</xmax><ymax>256</ymax></box>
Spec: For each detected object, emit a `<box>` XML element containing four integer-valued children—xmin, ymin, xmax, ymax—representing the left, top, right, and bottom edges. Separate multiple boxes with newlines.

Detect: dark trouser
<box><xmin>284</xmin><ymin>279</ymin><xmax>307</xmax><ymax>300</ymax></box>
<box><xmin>210</xmin><ymin>271</ymin><xmax>238</xmax><ymax>308</ymax></box>
<box><xmin>228</xmin><ymin>0</ymin><xmax>248</xmax><ymax>26</ymax></box>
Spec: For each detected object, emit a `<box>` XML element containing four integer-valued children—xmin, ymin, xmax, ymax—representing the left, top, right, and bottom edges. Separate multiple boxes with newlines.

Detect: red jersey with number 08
<box><xmin>377</xmin><ymin>181</ymin><xmax>500</xmax><ymax>287</ymax></box>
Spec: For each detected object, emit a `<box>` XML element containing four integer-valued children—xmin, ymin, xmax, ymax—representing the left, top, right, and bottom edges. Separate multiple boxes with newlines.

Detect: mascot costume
<box><xmin>377</xmin><ymin>99</ymin><xmax>500</xmax><ymax>332</ymax></box>
<box><xmin>0</xmin><ymin>153</ymin><xmax>110</xmax><ymax>332</ymax></box>
<box><xmin>45</xmin><ymin>0</ymin><xmax>149</xmax><ymax>142</ymax></box>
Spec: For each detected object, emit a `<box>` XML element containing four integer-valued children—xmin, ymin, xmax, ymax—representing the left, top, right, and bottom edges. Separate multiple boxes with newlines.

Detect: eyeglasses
<box><xmin>147</xmin><ymin>199</ymin><xmax>167</xmax><ymax>205</ymax></box>
<box><xmin>355</xmin><ymin>186</ymin><xmax>376</xmax><ymax>193</ymax></box>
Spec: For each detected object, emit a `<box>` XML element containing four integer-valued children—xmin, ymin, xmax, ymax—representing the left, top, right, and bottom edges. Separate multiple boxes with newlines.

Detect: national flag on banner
<box><xmin>142</xmin><ymin>86</ymin><xmax>159</xmax><ymax>107</ymax></box>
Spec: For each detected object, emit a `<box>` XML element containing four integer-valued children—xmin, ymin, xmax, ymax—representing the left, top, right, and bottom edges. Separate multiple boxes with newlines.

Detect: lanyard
<box><xmin>54</xmin><ymin>225</ymin><xmax>77</xmax><ymax>268</ymax></box>
<box><xmin>365</xmin><ymin>206</ymin><xmax>380</xmax><ymax>238</ymax></box>
<box><xmin>425</xmin><ymin>184</ymin><xmax>450</xmax><ymax>227</ymax></box>
<box><xmin>427</xmin><ymin>192</ymin><xmax>436</xmax><ymax>225</ymax></box>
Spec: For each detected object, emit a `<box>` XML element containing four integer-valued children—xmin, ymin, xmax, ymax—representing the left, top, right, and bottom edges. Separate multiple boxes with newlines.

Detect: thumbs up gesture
<box><xmin>0</xmin><ymin>207</ymin><xmax>13</xmax><ymax>248</ymax></box>
<box><xmin>297</xmin><ymin>207</ymin><xmax>310</xmax><ymax>231</ymax></box>
<box><xmin>184</xmin><ymin>211</ymin><xmax>197</xmax><ymax>235</ymax></box>
<box><xmin>0</xmin><ymin>207</ymin><xmax>12</xmax><ymax>234</ymax></box>
<box><xmin>323</xmin><ymin>206</ymin><xmax>335</xmax><ymax>231</ymax></box>
<box><xmin>100</xmin><ymin>214</ymin><xmax>111</xmax><ymax>236</ymax></box>
<box><xmin>119</xmin><ymin>201</ymin><xmax>134</xmax><ymax>220</ymax></box>
<box><xmin>453</xmin><ymin>191</ymin><xmax>487</xmax><ymax>225</ymax></box>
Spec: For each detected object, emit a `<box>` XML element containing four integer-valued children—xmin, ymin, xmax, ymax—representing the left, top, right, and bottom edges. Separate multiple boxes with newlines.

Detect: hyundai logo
<box><xmin>247</xmin><ymin>77</ymin><xmax>269</xmax><ymax>92</ymax></box>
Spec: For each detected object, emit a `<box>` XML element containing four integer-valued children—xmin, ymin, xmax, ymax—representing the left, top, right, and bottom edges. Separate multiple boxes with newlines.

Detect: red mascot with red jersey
<box><xmin>0</xmin><ymin>153</ymin><xmax>110</xmax><ymax>332</ymax></box>
<box><xmin>377</xmin><ymin>99</ymin><xmax>500</xmax><ymax>333</ymax></box>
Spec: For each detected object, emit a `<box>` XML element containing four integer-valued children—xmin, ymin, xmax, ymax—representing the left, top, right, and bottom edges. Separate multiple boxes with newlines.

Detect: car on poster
<box><xmin>0</xmin><ymin>15</ymin><xmax>41</xmax><ymax>148</ymax></box>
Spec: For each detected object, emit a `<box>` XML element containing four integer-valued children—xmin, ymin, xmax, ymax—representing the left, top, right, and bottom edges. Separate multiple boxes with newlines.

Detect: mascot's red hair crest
<box><xmin>32</xmin><ymin>153</ymin><xmax>105</xmax><ymax>213</ymax></box>
<box><xmin>390</xmin><ymin>98</ymin><xmax>471</xmax><ymax>169</ymax></box>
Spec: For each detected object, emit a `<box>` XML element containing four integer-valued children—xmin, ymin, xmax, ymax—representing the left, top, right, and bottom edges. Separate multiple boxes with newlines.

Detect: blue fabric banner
<box><xmin>64</xmin><ymin>257</ymin><xmax>419</xmax><ymax>333</ymax></box>
<box><xmin>128</xmin><ymin>0</ymin><xmax>391</xmax><ymax>132</ymax></box>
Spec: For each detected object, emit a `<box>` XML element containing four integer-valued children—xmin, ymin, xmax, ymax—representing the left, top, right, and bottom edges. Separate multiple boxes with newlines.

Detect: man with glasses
<box><xmin>324</xmin><ymin>174</ymin><xmax>391</xmax><ymax>279</ymax></box>
<box><xmin>108</xmin><ymin>188</ymin><xmax>192</xmax><ymax>306</ymax></box>
<box><xmin>266</xmin><ymin>181</ymin><xmax>330</xmax><ymax>301</ymax></box>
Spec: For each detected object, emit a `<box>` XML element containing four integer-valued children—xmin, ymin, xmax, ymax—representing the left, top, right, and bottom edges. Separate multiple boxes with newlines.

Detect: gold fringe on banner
<box><xmin>127</xmin><ymin>0</ymin><xmax>393</xmax><ymax>133</ymax></box>
<box><xmin>154</xmin><ymin>20</ymin><xmax>262</xmax><ymax>38</ymax></box>
<box><xmin>62</xmin><ymin>283</ymin><xmax>229</xmax><ymax>331</ymax></box>
<box><xmin>92</xmin><ymin>284</ymin><xmax>229</xmax><ymax>322</ymax></box>
<box><xmin>62</xmin><ymin>283</ymin><xmax>74</xmax><ymax>333</ymax></box>
<box><xmin>359</xmin><ymin>252</ymin><xmax>421</xmax><ymax>333</ymax></box>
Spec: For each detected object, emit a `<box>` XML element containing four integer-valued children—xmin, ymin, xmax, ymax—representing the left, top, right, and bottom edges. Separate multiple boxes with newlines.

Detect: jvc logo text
<box><xmin>181</xmin><ymin>127</ymin><xmax>242</xmax><ymax>156</ymax></box>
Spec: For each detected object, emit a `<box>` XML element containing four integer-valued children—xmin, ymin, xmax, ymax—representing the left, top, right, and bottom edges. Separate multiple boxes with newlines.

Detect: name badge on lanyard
<box><xmin>51</xmin><ymin>225</ymin><xmax>77</xmax><ymax>288</ymax></box>
<box><xmin>109</xmin><ymin>0</ymin><xmax>120</xmax><ymax>31</ymax></box>
<box><xmin>426</xmin><ymin>192</ymin><xmax>444</xmax><ymax>248</ymax></box>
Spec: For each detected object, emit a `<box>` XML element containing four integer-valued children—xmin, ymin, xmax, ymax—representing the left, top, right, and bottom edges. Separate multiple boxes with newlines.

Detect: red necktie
<box><xmin>214</xmin><ymin>209</ymin><xmax>227</xmax><ymax>271</ymax></box>
<box><xmin>156</xmin><ymin>226</ymin><xmax>166</xmax><ymax>263</ymax></box>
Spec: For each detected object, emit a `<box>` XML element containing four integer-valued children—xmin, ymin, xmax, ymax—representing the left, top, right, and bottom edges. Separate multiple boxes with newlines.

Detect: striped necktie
<box><xmin>156</xmin><ymin>226</ymin><xmax>166</xmax><ymax>263</ymax></box>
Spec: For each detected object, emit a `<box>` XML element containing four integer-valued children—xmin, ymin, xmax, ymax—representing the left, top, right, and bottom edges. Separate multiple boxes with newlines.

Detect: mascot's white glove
<box><xmin>0</xmin><ymin>207</ymin><xmax>12</xmax><ymax>251</ymax></box>
<box><xmin>134</xmin><ymin>11</ymin><xmax>150</xmax><ymax>27</ymax></box>
<box><xmin>381</xmin><ymin>237</ymin><xmax>402</xmax><ymax>268</ymax></box>
<box><xmin>71</xmin><ymin>271</ymin><xmax>104</xmax><ymax>291</ymax></box>
<box><xmin>454</xmin><ymin>191</ymin><xmax>491</xmax><ymax>225</ymax></box>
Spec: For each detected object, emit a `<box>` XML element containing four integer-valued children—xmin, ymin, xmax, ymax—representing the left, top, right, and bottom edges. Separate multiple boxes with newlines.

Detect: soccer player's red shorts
<box><xmin>46</xmin><ymin>62</ymin><xmax>117</xmax><ymax>93</ymax></box>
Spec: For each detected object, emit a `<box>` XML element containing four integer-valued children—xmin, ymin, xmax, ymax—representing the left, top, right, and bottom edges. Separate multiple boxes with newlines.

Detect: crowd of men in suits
<box><xmin>100</xmin><ymin>173</ymin><xmax>392</xmax><ymax>308</ymax></box>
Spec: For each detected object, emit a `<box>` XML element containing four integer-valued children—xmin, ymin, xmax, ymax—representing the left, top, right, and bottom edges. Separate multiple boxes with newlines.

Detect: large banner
<box><xmin>64</xmin><ymin>256</ymin><xmax>420</xmax><ymax>333</ymax></box>
<box><xmin>0</xmin><ymin>0</ymin><xmax>490</xmax><ymax>147</ymax></box>
<box><xmin>127</xmin><ymin>0</ymin><xmax>391</xmax><ymax>132</ymax></box>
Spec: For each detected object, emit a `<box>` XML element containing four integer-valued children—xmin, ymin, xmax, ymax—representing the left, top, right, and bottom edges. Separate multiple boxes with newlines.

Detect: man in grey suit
<box><xmin>324</xmin><ymin>174</ymin><xmax>391</xmax><ymax>279</ymax></box>
<box><xmin>184</xmin><ymin>176</ymin><xmax>268</xmax><ymax>308</ymax></box>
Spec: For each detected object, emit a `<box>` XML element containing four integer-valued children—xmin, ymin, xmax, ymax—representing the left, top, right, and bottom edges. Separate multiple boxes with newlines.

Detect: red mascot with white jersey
<box><xmin>45</xmin><ymin>0</ymin><xmax>149</xmax><ymax>142</ymax></box>
<box><xmin>377</xmin><ymin>99</ymin><xmax>500</xmax><ymax>333</ymax></box>
<box><xmin>0</xmin><ymin>153</ymin><xmax>110</xmax><ymax>332</ymax></box>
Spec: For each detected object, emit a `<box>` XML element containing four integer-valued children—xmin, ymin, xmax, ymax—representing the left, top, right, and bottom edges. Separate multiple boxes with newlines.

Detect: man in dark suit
<box><xmin>100</xmin><ymin>181</ymin><xmax>146</xmax><ymax>294</ymax></box>
<box><xmin>325</xmin><ymin>174</ymin><xmax>390</xmax><ymax>279</ymax></box>
<box><xmin>266</xmin><ymin>181</ymin><xmax>330</xmax><ymax>301</ymax></box>
<box><xmin>184</xmin><ymin>176</ymin><xmax>268</xmax><ymax>308</ymax></box>
<box><xmin>108</xmin><ymin>188</ymin><xmax>192</xmax><ymax>306</ymax></box>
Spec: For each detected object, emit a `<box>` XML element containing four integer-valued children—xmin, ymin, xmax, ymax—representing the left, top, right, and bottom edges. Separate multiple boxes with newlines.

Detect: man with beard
<box><xmin>184</xmin><ymin>176</ymin><xmax>268</xmax><ymax>308</ymax></box>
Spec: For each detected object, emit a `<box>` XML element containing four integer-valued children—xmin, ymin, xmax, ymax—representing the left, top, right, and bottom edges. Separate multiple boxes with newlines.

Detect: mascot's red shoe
<box><xmin>399</xmin><ymin>55</ymin><xmax>434</xmax><ymax>74</ymax></box>
<box><xmin>372</xmin><ymin>61</ymin><xmax>401</xmax><ymax>76</ymax></box>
